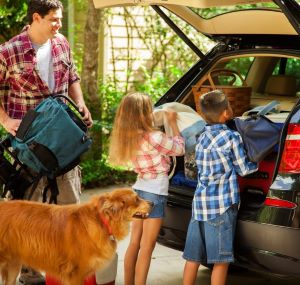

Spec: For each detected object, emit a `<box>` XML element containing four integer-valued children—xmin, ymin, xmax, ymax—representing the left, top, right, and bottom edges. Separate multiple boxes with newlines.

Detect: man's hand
<box><xmin>77</xmin><ymin>102</ymin><xmax>93</xmax><ymax>128</ymax></box>
<box><xmin>2</xmin><ymin>117</ymin><xmax>21</xmax><ymax>136</ymax></box>
<box><xmin>68</xmin><ymin>82</ymin><xmax>93</xmax><ymax>128</ymax></box>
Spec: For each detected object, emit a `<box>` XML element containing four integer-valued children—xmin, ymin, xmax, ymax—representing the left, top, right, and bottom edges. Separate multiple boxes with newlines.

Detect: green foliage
<box><xmin>99</xmin><ymin>77</ymin><xmax>124</xmax><ymax>129</ymax></box>
<box><xmin>0</xmin><ymin>126</ymin><xmax>7</xmax><ymax>138</ymax></box>
<box><xmin>222</xmin><ymin>57</ymin><xmax>255</xmax><ymax>85</ymax></box>
<box><xmin>0</xmin><ymin>0</ymin><xmax>27</xmax><ymax>43</ymax></box>
<box><xmin>80</xmin><ymin>155</ymin><xmax>136</xmax><ymax>188</ymax></box>
<box><xmin>134</xmin><ymin>65</ymin><xmax>183</xmax><ymax>102</ymax></box>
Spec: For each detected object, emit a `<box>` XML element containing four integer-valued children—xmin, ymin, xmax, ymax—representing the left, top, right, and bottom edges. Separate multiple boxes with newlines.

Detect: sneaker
<box><xmin>19</xmin><ymin>266</ymin><xmax>45</xmax><ymax>285</ymax></box>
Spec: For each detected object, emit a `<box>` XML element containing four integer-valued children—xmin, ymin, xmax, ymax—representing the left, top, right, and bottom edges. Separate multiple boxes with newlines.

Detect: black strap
<box><xmin>53</xmin><ymin>95</ymin><xmax>87</xmax><ymax>131</ymax></box>
<box><xmin>27</xmin><ymin>174</ymin><xmax>43</xmax><ymax>201</ymax></box>
<box><xmin>28</xmin><ymin>142</ymin><xmax>59</xmax><ymax>172</ymax></box>
<box><xmin>52</xmin><ymin>94</ymin><xmax>83</xmax><ymax>115</ymax></box>
<box><xmin>43</xmin><ymin>177</ymin><xmax>59</xmax><ymax>204</ymax></box>
<box><xmin>16</xmin><ymin>110</ymin><xmax>39</xmax><ymax>140</ymax></box>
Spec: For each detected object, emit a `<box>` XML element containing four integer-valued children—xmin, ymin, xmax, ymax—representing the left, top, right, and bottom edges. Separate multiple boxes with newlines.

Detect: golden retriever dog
<box><xmin>0</xmin><ymin>188</ymin><xmax>152</xmax><ymax>285</ymax></box>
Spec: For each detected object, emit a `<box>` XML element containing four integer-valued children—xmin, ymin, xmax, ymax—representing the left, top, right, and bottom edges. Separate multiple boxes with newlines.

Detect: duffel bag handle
<box><xmin>52</xmin><ymin>94</ymin><xmax>84</xmax><ymax>116</ymax></box>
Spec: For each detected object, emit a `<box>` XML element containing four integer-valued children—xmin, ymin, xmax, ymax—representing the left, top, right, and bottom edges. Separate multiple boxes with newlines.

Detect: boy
<box><xmin>182</xmin><ymin>90</ymin><xmax>258</xmax><ymax>285</ymax></box>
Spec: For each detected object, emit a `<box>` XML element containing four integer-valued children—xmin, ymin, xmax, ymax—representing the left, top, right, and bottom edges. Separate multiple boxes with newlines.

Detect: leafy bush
<box><xmin>0</xmin><ymin>0</ymin><xmax>27</xmax><ymax>43</ymax></box>
<box><xmin>80</xmin><ymin>155</ymin><xmax>136</xmax><ymax>188</ymax></box>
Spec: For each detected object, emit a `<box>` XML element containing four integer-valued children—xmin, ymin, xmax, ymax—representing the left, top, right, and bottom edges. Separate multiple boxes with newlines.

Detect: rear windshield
<box><xmin>190</xmin><ymin>3</ymin><xmax>279</xmax><ymax>19</ymax></box>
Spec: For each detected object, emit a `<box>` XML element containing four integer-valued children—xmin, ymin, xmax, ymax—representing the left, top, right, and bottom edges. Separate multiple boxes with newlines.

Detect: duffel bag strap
<box><xmin>27</xmin><ymin>174</ymin><xmax>43</xmax><ymax>201</ymax></box>
<box><xmin>15</xmin><ymin>110</ymin><xmax>39</xmax><ymax>140</ymax></box>
<box><xmin>52</xmin><ymin>94</ymin><xmax>83</xmax><ymax>116</ymax></box>
<box><xmin>43</xmin><ymin>177</ymin><xmax>59</xmax><ymax>204</ymax></box>
<box><xmin>27</xmin><ymin>142</ymin><xmax>59</xmax><ymax>173</ymax></box>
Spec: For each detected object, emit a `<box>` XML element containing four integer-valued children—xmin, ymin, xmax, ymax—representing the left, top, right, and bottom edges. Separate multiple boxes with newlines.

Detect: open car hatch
<box><xmin>93</xmin><ymin>0</ymin><xmax>300</xmax><ymax>36</ymax></box>
<box><xmin>93</xmin><ymin>0</ymin><xmax>271</xmax><ymax>9</ymax></box>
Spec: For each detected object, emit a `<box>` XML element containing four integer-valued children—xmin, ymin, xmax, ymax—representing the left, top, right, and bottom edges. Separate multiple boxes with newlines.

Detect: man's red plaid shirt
<box><xmin>0</xmin><ymin>26</ymin><xmax>79</xmax><ymax>119</ymax></box>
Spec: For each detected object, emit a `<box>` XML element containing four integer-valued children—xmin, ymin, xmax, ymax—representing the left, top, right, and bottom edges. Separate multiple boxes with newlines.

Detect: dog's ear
<box><xmin>97</xmin><ymin>195</ymin><xmax>125</xmax><ymax>219</ymax></box>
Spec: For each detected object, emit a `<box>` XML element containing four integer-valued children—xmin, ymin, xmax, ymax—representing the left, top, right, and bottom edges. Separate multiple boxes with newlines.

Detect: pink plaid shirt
<box><xmin>0</xmin><ymin>26</ymin><xmax>79</xmax><ymax>119</ymax></box>
<box><xmin>132</xmin><ymin>131</ymin><xmax>185</xmax><ymax>179</ymax></box>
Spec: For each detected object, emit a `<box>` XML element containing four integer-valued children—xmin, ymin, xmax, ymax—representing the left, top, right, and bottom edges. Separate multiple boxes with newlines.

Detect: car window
<box><xmin>272</xmin><ymin>58</ymin><xmax>300</xmax><ymax>96</ymax></box>
<box><xmin>158</xmin><ymin>7</ymin><xmax>217</xmax><ymax>54</ymax></box>
<box><xmin>187</xmin><ymin>55</ymin><xmax>300</xmax><ymax>116</ymax></box>
<box><xmin>219</xmin><ymin>57</ymin><xmax>255</xmax><ymax>86</ymax></box>
<box><xmin>190</xmin><ymin>3</ymin><xmax>279</xmax><ymax>19</ymax></box>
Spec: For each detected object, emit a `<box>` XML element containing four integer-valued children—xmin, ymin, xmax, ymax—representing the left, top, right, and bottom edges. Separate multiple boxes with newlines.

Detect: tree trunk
<box><xmin>81</xmin><ymin>0</ymin><xmax>103</xmax><ymax>159</ymax></box>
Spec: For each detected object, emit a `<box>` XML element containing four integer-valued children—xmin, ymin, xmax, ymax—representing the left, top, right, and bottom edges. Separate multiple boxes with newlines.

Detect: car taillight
<box><xmin>278</xmin><ymin>123</ymin><xmax>300</xmax><ymax>173</ymax></box>
<box><xmin>264</xmin><ymin>197</ymin><xmax>297</xmax><ymax>209</ymax></box>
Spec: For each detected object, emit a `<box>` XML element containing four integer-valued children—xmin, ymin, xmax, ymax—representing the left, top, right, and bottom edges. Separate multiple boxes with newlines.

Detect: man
<box><xmin>0</xmin><ymin>0</ymin><xmax>93</xmax><ymax>284</ymax></box>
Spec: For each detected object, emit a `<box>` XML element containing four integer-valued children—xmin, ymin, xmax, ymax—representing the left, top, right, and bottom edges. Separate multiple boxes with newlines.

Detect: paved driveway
<box><xmin>83</xmin><ymin>186</ymin><xmax>300</xmax><ymax>285</ymax></box>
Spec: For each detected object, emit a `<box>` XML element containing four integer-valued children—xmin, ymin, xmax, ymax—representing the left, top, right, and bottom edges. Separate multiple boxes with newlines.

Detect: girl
<box><xmin>109</xmin><ymin>92</ymin><xmax>185</xmax><ymax>285</ymax></box>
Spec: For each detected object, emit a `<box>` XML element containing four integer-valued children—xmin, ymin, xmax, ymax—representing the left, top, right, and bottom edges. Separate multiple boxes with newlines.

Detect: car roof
<box><xmin>93</xmin><ymin>0</ymin><xmax>297</xmax><ymax>36</ymax></box>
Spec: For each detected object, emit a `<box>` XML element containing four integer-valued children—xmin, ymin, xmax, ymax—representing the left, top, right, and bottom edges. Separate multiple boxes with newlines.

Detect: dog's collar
<box><xmin>99</xmin><ymin>213</ymin><xmax>115</xmax><ymax>241</ymax></box>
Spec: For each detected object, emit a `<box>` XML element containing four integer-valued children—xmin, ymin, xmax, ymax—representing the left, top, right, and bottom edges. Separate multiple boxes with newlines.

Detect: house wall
<box><xmin>71</xmin><ymin>4</ymin><xmax>153</xmax><ymax>86</ymax></box>
<box><xmin>105</xmin><ymin>7</ymin><xmax>153</xmax><ymax>85</ymax></box>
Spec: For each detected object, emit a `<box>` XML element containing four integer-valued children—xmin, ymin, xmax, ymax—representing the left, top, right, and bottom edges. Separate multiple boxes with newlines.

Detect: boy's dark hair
<box><xmin>27</xmin><ymin>0</ymin><xmax>63</xmax><ymax>24</ymax></box>
<box><xmin>199</xmin><ymin>90</ymin><xmax>229</xmax><ymax>124</ymax></box>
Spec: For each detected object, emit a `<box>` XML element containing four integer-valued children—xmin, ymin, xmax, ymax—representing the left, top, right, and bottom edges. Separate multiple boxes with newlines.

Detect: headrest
<box><xmin>265</xmin><ymin>75</ymin><xmax>297</xmax><ymax>96</ymax></box>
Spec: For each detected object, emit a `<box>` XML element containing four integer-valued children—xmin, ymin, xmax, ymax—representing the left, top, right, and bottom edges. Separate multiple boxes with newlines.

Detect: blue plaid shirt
<box><xmin>193</xmin><ymin>124</ymin><xmax>258</xmax><ymax>221</ymax></box>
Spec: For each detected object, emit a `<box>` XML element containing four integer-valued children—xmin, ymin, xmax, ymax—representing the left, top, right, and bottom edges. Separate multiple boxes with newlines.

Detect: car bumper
<box><xmin>235</xmin><ymin>219</ymin><xmax>300</xmax><ymax>277</ymax></box>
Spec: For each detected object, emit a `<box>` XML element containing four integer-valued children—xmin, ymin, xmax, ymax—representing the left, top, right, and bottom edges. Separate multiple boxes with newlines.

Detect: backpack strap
<box><xmin>26</xmin><ymin>174</ymin><xmax>43</xmax><ymax>201</ymax></box>
<box><xmin>15</xmin><ymin>110</ymin><xmax>39</xmax><ymax>140</ymax></box>
<box><xmin>43</xmin><ymin>177</ymin><xmax>59</xmax><ymax>204</ymax></box>
<box><xmin>27</xmin><ymin>142</ymin><xmax>59</xmax><ymax>173</ymax></box>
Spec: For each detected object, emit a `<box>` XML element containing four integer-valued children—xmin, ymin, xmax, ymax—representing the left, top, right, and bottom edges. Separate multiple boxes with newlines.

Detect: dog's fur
<box><xmin>0</xmin><ymin>188</ymin><xmax>151</xmax><ymax>285</ymax></box>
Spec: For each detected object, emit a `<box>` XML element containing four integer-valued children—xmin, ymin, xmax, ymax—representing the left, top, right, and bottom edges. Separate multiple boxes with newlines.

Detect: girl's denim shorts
<box><xmin>134</xmin><ymin>189</ymin><xmax>167</xmax><ymax>218</ymax></box>
<box><xmin>183</xmin><ymin>205</ymin><xmax>238</xmax><ymax>264</ymax></box>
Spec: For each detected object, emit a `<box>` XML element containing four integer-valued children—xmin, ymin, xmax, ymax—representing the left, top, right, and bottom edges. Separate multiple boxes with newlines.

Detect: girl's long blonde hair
<box><xmin>109</xmin><ymin>92</ymin><xmax>154</xmax><ymax>166</ymax></box>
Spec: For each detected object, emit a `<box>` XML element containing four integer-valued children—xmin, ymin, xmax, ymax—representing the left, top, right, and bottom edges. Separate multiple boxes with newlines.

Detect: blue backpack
<box><xmin>9</xmin><ymin>95</ymin><xmax>92</xmax><ymax>202</ymax></box>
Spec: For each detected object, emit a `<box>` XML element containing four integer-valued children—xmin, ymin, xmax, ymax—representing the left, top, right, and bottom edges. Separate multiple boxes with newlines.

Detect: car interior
<box><xmin>171</xmin><ymin>54</ymin><xmax>300</xmax><ymax>218</ymax></box>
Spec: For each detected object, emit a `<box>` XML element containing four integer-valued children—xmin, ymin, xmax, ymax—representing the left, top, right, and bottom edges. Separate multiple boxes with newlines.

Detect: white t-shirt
<box><xmin>32</xmin><ymin>40</ymin><xmax>55</xmax><ymax>92</ymax></box>
<box><xmin>133</xmin><ymin>176</ymin><xmax>169</xmax><ymax>196</ymax></box>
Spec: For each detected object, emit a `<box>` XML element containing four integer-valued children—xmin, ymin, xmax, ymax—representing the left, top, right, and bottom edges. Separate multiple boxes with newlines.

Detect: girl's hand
<box><xmin>165</xmin><ymin>110</ymin><xmax>177</xmax><ymax>123</ymax></box>
<box><xmin>165</xmin><ymin>110</ymin><xmax>180</xmax><ymax>136</ymax></box>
